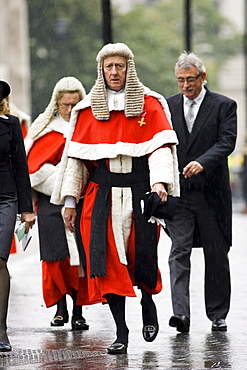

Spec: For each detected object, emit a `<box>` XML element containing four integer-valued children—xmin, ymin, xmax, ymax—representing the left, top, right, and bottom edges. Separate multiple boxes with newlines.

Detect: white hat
<box><xmin>28</xmin><ymin>77</ymin><xmax>86</xmax><ymax>139</ymax></box>
<box><xmin>91</xmin><ymin>43</ymin><xmax>144</xmax><ymax>120</ymax></box>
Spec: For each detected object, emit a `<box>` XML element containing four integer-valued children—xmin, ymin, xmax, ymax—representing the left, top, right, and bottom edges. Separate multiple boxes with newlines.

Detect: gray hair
<box><xmin>175</xmin><ymin>52</ymin><xmax>206</xmax><ymax>76</ymax></box>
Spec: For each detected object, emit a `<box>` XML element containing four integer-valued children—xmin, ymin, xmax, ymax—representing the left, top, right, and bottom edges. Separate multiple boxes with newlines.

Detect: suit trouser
<box><xmin>165</xmin><ymin>189</ymin><xmax>231</xmax><ymax>321</ymax></box>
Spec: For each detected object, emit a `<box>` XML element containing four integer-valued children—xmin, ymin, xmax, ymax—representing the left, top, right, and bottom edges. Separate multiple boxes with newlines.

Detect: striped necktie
<box><xmin>185</xmin><ymin>100</ymin><xmax>195</xmax><ymax>133</ymax></box>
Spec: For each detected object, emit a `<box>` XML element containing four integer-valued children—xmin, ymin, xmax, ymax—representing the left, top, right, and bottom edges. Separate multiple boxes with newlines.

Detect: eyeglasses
<box><xmin>59</xmin><ymin>103</ymin><xmax>76</xmax><ymax>109</ymax></box>
<box><xmin>177</xmin><ymin>73</ymin><xmax>202</xmax><ymax>84</ymax></box>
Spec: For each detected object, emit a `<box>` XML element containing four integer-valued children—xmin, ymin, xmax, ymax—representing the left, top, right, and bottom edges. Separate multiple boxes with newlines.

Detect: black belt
<box><xmin>89</xmin><ymin>162</ymin><xmax>158</xmax><ymax>288</ymax></box>
<box><xmin>91</xmin><ymin>167</ymin><xmax>147</xmax><ymax>187</ymax></box>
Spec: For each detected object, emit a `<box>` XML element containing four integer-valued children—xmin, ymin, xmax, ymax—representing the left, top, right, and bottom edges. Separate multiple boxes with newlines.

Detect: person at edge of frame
<box><xmin>0</xmin><ymin>79</ymin><xmax>35</xmax><ymax>352</ymax></box>
<box><xmin>165</xmin><ymin>51</ymin><xmax>237</xmax><ymax>334</ymax></box>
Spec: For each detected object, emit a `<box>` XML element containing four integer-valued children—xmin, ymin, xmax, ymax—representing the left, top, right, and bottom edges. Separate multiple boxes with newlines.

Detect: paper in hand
<box><xmin>15</xmin><ymin>222</ymin><xmax>26</xmax><ymax>242</ymax></box>
<box><xmin>15</xmin><ymin>222</ymin><xmax>32</xmax><ymax>251</ymax></box>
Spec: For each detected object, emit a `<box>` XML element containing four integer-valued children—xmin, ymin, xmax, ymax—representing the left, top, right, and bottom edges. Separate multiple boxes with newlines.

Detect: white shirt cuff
<box><xmin>64</xmin><ymin>196</ymin><xmax>76</xmax><ymax>208</ymax></box>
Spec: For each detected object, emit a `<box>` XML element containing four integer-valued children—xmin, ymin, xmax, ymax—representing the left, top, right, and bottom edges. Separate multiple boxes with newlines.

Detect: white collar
<box><xmin>0</xmin><ymin>114</ymin><xmax>9</xmax><ymax>119</ymax></box>
<box><xmin>184</xmin><ymin>86</ymin><xmax>206</xmax><ymax>106</ymax></box>
<box><xmin>107</xmin><ymin>88</ymin><xmax>125</xmax><ymax>111</ymax></box>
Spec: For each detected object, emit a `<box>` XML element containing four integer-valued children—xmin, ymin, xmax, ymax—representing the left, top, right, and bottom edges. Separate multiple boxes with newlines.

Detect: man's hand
<box><xmin>151</xmin><ymin>182</ymin><xmax>168</xmax><ymax>203</ymax></box>
<box><xmin>63</xmin><ymin>207</ymin><xmax>77</xmax><ymax>233</ymax></box>
<box><xmin>183</xmin><ymin>161</ymin><xmax>203</xmax><ymax>178</ymax></box>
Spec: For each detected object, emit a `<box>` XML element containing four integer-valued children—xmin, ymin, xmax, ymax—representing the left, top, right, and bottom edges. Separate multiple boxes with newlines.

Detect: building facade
<box><xmin>0</xmin><ymin>0</ymin><xmax>31</xmax><ymax>114</ymax></box>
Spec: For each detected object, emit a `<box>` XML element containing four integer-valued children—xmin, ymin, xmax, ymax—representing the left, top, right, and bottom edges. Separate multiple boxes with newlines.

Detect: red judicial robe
<box><xmin>67</xmin><ymin>95</ymin><xmax>177</xmax><ymax>304</ymax></box>
<box><xmin>27</xmin><ymin>130</ymin><xmax>92</xmax><ymax>307</ymax></box>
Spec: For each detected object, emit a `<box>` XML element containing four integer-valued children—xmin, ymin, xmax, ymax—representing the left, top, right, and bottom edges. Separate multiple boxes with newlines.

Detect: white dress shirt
<box><xmin>183</xmin><ymin>86</ymin><xmax>206</xmax><ymax>120</ymax></box>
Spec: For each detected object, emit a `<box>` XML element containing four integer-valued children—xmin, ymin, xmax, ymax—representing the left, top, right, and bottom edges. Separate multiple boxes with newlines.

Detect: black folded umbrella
<box><xmin>140</xmin><ymin>192</ymin><xmax>179</xmax><ymax>221</ymax></box>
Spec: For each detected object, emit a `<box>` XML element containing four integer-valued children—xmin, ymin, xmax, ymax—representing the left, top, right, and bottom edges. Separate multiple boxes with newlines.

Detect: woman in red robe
<box><xmin>26</xmin><ymin>77</ymin><xmax>92</xmax><ymax>330</ymax></box>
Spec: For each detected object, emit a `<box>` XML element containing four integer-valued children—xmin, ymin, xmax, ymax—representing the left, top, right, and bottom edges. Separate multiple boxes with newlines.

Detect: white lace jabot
<box><xmin>107</xmin><ymin>88</ymin><xmax>125</xmax><ymax>111</ymax></box>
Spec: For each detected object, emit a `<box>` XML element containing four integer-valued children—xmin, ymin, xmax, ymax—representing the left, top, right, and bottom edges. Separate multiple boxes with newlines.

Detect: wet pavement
<box><xmin>1</xmin><ymin>210</ymin><xmax>247</xmax><ymax>369</ymax></box>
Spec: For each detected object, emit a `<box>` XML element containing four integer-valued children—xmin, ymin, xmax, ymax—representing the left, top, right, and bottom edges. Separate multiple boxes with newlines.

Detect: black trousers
<box><xmin>165</xmin><ymin>188</ymin><xmax>231</xmax><ymax>321</ymax></box>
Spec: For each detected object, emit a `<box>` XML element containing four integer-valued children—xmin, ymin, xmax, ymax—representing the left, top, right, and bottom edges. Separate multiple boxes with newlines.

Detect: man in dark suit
<box><xmin>165</xmin><ymin>52</ymin><xmax>237</xmax><ymax>333</ymax></box>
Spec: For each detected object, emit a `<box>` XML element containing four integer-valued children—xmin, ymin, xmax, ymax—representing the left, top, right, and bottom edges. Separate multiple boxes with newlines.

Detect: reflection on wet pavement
<box><xmin>204</xmin><ymin>332</ymin><xmax>231</xmax><ymax>369</ymax></box>
<box><xmin>169</xmin><ymin>334</ymin><xmax>192</xmax><ymax>368</ymax></box>
<box><xmin>1</xmin><ymin>214</ymin><xmax>247</xmax><ymax>369</ymax></box>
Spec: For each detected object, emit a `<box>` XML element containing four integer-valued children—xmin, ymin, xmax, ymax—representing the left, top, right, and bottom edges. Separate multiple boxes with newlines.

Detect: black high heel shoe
<box><xmin>0</xmin><ymin>341</ymin><xmax>12</xmax><ymax>352</ymax></box>
<box><xmin>71</xmin><ymin>316</ymin><xmax>89</xmax><ymax>331</ymax></box>
<box><xmin>107</xmin><ymin>342</ymin><xmax>128</xmax><ymax>354</ymax></box>
<box><xmin>50</xmin><ymin>312</ymin><xmax>69</xmax><ymax>327</ymax></box>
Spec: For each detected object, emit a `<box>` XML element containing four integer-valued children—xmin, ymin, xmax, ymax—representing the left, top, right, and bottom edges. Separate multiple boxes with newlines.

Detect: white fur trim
<box><xmin>51</xmin><ymin>89</ymin><xmax>180</xmax><ymax>205</ymax></box>
<box><xmin>110</xmin><ymin>156</ymin><xmax>132</xmax><ymax>265</ymax></box>
<box><xmin>144</xmin><ymin>87</ymin><xmax>173</xmax><ymax>127</ymax></box>
<box><xmin>61</xmin><ymin>207</ymin><xmax>82</xmax><ymax>269</ymax></box>
<box><xmin>110</xmin><ymin>155</ymin><xmax>132</xmax><ymax>173</ymax></box>
<box><xmin>111</xmin><ymin>187</ymin><xmax>132</xmax><ymax>265</ymax></box>
<box><xmin>149</xmin><ymin>147</ymin><xmax>175</xmax><ymax>194</ymax></box>
<box><xmin>67</xmin><ymin>130</ymin><xmax>178</xmax><ymax>160</ymax></box>
<box><xmin>170</xmin><ymin>145</ymin><xmax>180</xmax><ymax>197</ymax></box>
<box><xmin>60</xmin><ymin>158</ymin><xmax>88</xmax><ymax>204</ymax></box>
<box><xmin>24</xmin><ymin>136</ymin><xmax>34</xmax><ymax>154</ymax></box>
<box><xmin>30</xmin><ymin>163</ymin><xmax>58</xmax><ymax>196</ymax></box>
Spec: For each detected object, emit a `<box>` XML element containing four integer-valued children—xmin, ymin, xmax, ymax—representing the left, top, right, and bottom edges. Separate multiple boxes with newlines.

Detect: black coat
<box><xmin>167</xmin><ymin>88</ymin><xmax>237</xmax><ymax>246</ymax></box>
<box><xmin>0</xmin><ymin>114</ymin><xmax>32</xmax><ymax>213</ymax></box>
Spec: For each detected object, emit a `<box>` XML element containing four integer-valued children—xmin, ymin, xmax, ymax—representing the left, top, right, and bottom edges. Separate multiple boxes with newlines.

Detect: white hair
<box><xmin>28</xmin><ymin>77</ymin><xmax>86</xmax><ymax>139</ymax></box>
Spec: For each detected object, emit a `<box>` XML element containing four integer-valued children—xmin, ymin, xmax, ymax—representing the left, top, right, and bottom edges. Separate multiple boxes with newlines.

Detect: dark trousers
<box><xmin>0</xmin><ymin>193</ymin><xmax>17</xmax><ymax>261</ymax></box>
<box><xmin>165</xmin><ymin>189</ymin><xmax>231</xmax><ymax>321</ymax></box>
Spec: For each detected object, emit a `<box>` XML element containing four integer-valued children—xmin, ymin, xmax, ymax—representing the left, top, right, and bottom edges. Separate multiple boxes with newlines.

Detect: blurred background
<box><xmin>0</xmin><ymin>0</ymin><xmax>246</xmax><ymax>208</ymax></box>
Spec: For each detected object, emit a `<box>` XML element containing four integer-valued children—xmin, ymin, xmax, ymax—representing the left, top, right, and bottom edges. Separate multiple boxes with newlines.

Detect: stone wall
<box><xmin>0</xmin><ymin>0</ymin><xmax>31</xmax><ymax>114</ymax></box>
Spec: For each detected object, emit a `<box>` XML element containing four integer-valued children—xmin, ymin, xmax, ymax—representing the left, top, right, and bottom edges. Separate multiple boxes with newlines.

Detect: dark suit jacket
<box><xmin>167</xmin><ymin>88</ymin><xmax>237</xmax><ymax>246</ymax></box>
<box><xmin>0</xmin><ymin>114</ymin><xmax>32</xmax><ymax>213</ymax></box>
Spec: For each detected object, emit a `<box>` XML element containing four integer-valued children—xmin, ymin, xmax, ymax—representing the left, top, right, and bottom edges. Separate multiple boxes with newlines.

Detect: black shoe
<box><xmin>0</xmin><ymin>341</ymin><xmax>12</xmax><ymax>352</ymax></box>
<box><xmin>141</xmin><ymin>295</ymin><xmax>159</xmax><ymax>342</ymax></box>
<box><xmin>142</xmin><ymin>323</ymin><xmax>159</xmax><ymax>342</ymax></box>
<box><xmin>169</xmin><ymin>315</ymin><xmax>190</xmax><ymax>333</ymax></box>
<box><xmin>71</xmin><ymin>316</ymin><xmax>89</xmax><ymax>331</ymax></box>
<box><xmin>50</xmin><ymin>312</ymin><xmax>69</xmax><ymax>327</ymax></box>
<box><xmin>107</xmin><ymin>342</ymin><xmax>128</xmax><ymax>355</ymax></box>
<box><xmin>212</xmin><ymin>319</ymin><xmax>227</xmax><ymax>332</ymax></box>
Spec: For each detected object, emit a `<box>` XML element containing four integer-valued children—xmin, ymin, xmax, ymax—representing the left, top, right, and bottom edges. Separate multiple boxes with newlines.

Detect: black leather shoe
<box><xmin>107</xmin><ymin>342</ymin><xmax>128</xmax><ymax>355</ymax></box>
<box><xmin>71</xmin><ymin>317</ymin><xmax>89</xmax><ymax>331</ymax></box>
<box><xmin>50</xmin><ymin>312</ymin><xmax>69</xmax><ymax>327</ymax></box>
<box><xmin>142</xmin><ymin>323</ymin><xmax>159</xmax><ymax>342</ymax></box>
<box><xmin>0</xmin><ymin>341</ymin><xmax>12</xmax><ymax>352</ymax></box>
<box><xmin>141</xmin><ymin>295</ymin><xmax>159</xmax><ymax>342</ymax></box>
<box><xmin>169</xmin><ymin>315</ymin><xmax>190</xmax><ymax>333</ymax></box>
<box><xmin>212</xmin><ymin>318</ymin><xmax>227</xmax><ymax>331</ymax></box>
